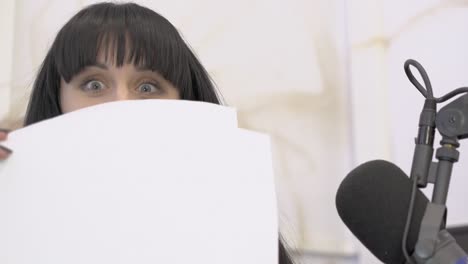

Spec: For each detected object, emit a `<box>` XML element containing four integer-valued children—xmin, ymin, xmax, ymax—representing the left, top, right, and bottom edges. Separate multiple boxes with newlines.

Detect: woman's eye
<box><xmin>137</xmin><ymin>83</ymin><xmax>160</xmax><ymax>94</ymax></box>
<box><xmin>81</xmin><ymin>80</ymin><xmax>106</xmax><ymax>93</ymax></box>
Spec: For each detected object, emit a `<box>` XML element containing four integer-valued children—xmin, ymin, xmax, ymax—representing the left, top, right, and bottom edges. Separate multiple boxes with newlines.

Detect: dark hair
<box><xmin>279</xmin><ymin>235</ymin><xmax>295</xmax><ymax>264</ymax></box>
<box><xmin>25</xmin><ymin>2</ymin><xmax>220</xmax><ymax>125</ymax></box>
<box><xmin>23</xmin><ymin>2</ymin><xmax>295</xmax><ymax>263</ymax></box>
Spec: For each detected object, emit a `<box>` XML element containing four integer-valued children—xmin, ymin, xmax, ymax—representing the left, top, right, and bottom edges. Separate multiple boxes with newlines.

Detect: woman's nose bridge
<box><xmin>114</xmin><ymin>82</ymin><xmax>132</xmax><ymax>100</ymax></box>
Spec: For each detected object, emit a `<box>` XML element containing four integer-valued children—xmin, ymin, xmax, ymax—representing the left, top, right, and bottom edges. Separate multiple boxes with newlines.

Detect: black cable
<box><xmin>436</xmin><ymin>87</ymin><xmax>468</xmax><ymax>103</ymax></box>
<box><xmin>405</xmin><ymin>59</ymin><xmax>468</xmax><ymax>103</ymax></box>
<box><xmin>403</xmin><ymin>59</ymin><xmax>429</xmax><ymax>264</ymax></box>
<box><xmin>405</xmin><ymin>59</ymin><xmax>434</xmax><ymax>99</ymax></box>
<box><xmin>402</xmin><ymin>175</ymin><xmax>418</xmax><ymax>264</ymax></box>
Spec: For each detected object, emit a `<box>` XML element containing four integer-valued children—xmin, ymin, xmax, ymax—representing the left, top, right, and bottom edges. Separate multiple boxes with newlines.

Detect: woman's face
<box><xmin>60</xmin><ymin>60</ymin><xmax>180</xmax><ymax>113</ymax></box>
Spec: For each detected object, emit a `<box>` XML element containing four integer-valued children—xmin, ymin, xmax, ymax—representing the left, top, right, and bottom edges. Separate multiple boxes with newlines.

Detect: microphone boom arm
<box><xmin>403</xmin><ymin>60</ymin><xmax>468</xmax><ymax>264</ymax></box>
<box><xmin>410</xmin><ymin>74</ymin><xmax>468</xmax><ymax>264</ymax></box>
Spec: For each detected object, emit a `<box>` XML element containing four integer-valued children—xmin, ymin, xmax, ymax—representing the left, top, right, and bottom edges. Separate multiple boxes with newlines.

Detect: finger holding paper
<box><xmin>0</xmin><ymin>129</ymin><xmax>12</xmax><ymax>160</ymax></box>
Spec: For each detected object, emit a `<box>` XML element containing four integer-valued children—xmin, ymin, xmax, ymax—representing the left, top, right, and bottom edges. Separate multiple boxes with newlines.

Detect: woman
<box><xmin>0</xmin><ymin>2</ymin><xmax>294</xmax><ymax>263</ymax></box>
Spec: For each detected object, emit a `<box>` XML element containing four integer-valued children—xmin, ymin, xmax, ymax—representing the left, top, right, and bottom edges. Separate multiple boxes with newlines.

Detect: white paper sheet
<box><xmin>0</xmin><ymin>100</ymin><xmax>277</xmax><ymax>264</ymax></box>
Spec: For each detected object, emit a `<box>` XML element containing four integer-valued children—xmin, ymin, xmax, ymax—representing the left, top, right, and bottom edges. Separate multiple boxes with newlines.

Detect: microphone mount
<box><xmin>403</xmin><ymin>59</ymin><xmax>468</xmax><ymax>264</ymax></box>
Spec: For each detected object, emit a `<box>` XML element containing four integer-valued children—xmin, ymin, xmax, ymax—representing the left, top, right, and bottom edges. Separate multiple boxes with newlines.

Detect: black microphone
<box><xmin>336</xmin><ymin>160</ymin><xmax>429</xmax><ymax>264</ymax></box>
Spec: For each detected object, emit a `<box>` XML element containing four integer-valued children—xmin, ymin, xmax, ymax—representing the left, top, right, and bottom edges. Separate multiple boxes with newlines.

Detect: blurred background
<box><xmin>1</xmin><ymin>0</ymin><xmax>468</xmax><ymax>263</ymax></box>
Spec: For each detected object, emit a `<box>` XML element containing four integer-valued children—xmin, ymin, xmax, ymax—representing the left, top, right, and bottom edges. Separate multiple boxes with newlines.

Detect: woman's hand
<box><xmin>0</xmin><ymin>129</ymin><xmax>12</xmax><ymax>160</ymax></box>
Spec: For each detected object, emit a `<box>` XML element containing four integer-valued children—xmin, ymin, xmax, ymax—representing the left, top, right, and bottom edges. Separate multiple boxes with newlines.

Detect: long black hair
<box><xmin>23</xmin><ymin>2</ymin><xmax>295</xmax><ymax>263</ymax></box>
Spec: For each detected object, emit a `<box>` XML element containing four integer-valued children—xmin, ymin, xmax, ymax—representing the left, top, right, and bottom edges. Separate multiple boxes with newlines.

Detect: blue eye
<box><xmin>82</xmin><ymin>80</ymin><xmax>106</xmax><ymax>93</ymax></box>
<box><xmin>137</xmin><ymin>83</ymin><xmax>160</xmax><ymax>94</ymax></box>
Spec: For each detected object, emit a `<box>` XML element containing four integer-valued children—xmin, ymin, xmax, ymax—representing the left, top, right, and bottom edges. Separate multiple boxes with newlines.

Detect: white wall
<box><xmin>0</xmin><ymin>0</ymin><xmax>15</xmax><ymax>120</ymax></box>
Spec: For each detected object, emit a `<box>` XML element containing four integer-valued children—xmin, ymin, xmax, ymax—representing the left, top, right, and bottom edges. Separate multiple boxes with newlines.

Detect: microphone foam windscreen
<box><xmin>336</xmin><ymin>160</ymin><xmax>429</xmax><ymax>264</ymax></box>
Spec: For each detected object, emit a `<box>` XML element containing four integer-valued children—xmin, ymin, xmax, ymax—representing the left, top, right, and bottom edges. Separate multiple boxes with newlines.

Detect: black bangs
<box><xmin>54</xmin><ymin>2</ymin><xmax>191</xmax><ymax>94</ymax></box>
